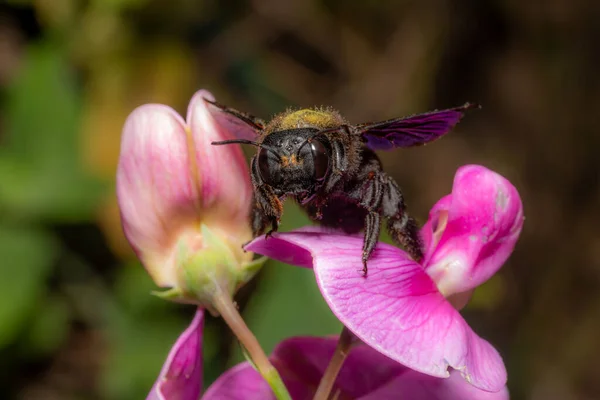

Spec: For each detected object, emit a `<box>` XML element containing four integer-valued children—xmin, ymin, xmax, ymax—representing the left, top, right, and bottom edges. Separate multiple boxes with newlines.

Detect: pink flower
<box><xmin>118</xmin><ymin>91</ymin><xmax>290</xmax><ymax>400</ymax></box>
<box><xmin>421</xmin><ymin>166</ymin><xmax>524</xmax><ymax>298</ymax></box>
<box><xmin>246</xmin><ymin>165</ymin><xmax>524</xmax><ymax>393</ymax></box>
<box><xmin>148</xmin><ymin>321</ymin><xmax>508</xmax><ymax>400</ymax></box>
<box><xmin>148</xmin><ymin>309</ymin><xmax>205</xmax><ymax>400</ymax></box>
<box><xmin>204</xmin><ymin>336</ymin><xmax>509</xmax><ymax>400</ymax></box>
<box><xmin>116</xmin><ymin>89</ymin><xmax>258</xmax><ymax>304</ymax></box>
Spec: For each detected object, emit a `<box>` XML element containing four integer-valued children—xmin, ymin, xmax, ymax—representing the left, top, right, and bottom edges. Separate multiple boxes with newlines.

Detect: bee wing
<box><xmin>357</xmin><ymin>103</ymin><xmax>479</xmax><ymax>151</ymax></box>
<box><xmin>204</xmin><ymin>98</ymin><xmax>265</xmax><ymax>140</ymax></box>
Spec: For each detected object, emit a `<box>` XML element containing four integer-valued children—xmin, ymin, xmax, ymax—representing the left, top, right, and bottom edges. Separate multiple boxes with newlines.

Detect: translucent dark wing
<box><xmin>204</xmin><ymin>98</ymin><xmax>265</xmax><ymax>141</ymax></box>
<box><xmin>358</xmin><ymin>103</ymin><xmax>480</xmax><ymax>151</ymax></box>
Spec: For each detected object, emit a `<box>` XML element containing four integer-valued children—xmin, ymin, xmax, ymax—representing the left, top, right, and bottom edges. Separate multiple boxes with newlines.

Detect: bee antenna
<box><xmin>211</xmin><ymin>139</ymin><xmax>281</xmax><ymax>160</ymax></box>
<box><xmin>211</xmin><ymin>139</ymin><xmax>261</xmax><ymax>146</ymax></box>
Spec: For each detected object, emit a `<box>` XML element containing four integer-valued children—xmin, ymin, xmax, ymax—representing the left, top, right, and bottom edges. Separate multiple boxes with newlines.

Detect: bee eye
<box><xmin>257</xmin><ymin>148</ymin><xmax>274</xmax><ymax>184</ymax></box>
<box><xmin>310</xmin><ymin>139</ymin><xmax>329</xmax><ymax>180</ymax></box>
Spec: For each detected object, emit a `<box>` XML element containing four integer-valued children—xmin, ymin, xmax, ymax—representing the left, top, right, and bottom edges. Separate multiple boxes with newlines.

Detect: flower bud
<box><xmin>116</xmin><ymin>90</ymin><xmax>257</xmax><ymax>307</ymax></box>
<box><xmin>421</xmin><ymin>165</ymin><xmax>524</xmax><ymax>297</ymax></box>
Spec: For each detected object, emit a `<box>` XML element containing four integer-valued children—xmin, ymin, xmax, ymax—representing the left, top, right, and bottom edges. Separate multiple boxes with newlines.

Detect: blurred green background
<box><xmin>0</xmin><ymin>0</ymin><xmax>598</xmax><ymax>399</ymax></box>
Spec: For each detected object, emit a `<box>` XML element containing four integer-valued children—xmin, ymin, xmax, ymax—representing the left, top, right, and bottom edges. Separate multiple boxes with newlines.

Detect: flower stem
<box><xmin>313</xmin><ymin>326</ymin><xmax>355</xmax><ymax>400</ymax></box>
<box><xmin>212</xmin><ymin>292</ymin><xmax>292</xmax><ymax>400</ymax></box>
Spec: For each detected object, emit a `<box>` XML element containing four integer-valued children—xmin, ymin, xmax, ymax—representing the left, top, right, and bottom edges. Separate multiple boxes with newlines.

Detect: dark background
<box><xmin>0</xmin><ymin>0</ymin><xmax>598</xmax><ymax>399</ymax></box>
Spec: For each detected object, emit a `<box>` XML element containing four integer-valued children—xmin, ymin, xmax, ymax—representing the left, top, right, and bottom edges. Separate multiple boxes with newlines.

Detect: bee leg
<box><xmin>388</xmin><ymin>214</ymin><xmax>422</xmax><ymax>261</ymax></box>
<box><xmin>324</xmin><ymin>130</ymin><xmax>350</xmax><ymax>193</ymax></box>
<box><xmin>382</xmin><ymin>177</ymin><xmax>424</xmax><ymax>262</ymax></box>
<box><xmin>265</xmin><ymin>218</ymin><xmax>279</xmax><ymax>239</ymax></box>
<box><xmin>251</xmin><ymin>186</ymin><xmax>282</xmax><ymax>239</ymax></box>
<box><xmin>251</xmin><ymin>197</ymin><xmax>273</xmax><ymax>237</ymax></box>
<box><xmin>362</xmin><ymin>212</ymin><xmax>381</xmax><ymax>276</ymax></box>
<box><xmin>350</xmin><ymin>166</ymin><xmax>385</xmax><ymax>276</ymax></box>
<box><xmin>250</xmin><ymin>156</ymin><xmax>282</xmax><ymax>239</ymax></box>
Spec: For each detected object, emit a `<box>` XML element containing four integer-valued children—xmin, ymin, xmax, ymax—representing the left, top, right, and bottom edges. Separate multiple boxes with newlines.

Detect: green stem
<box><xmin>213</xmin><ymin>292</ymin><xmax>292</xmax><ymax>400</ymax></box>
<box><xmin>263</xmin><ymin>366</ymin><xmax>293</xmax><ymax>400</ymax></box>
<box><xmin>313</xmin><ymin>326</ymin><xmax>355</xmax><ymax>400</ymax></box>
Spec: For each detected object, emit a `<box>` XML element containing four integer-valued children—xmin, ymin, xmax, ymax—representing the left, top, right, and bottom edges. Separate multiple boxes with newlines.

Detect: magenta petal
<box><xmin>247</xmin><ymin>232</ymin><xmax>507</xmax><ymax>391</ymax></box>
<box><xmin>306</xmin><ymin>337</ymin><xmax>509</xmax><ymax>400</ymax></box>
<box><xmin>420</xmin><ymin>194</ymin><xmax>453</xmax><ymax>259</ymax></box>
<box><xmin>202</xmin><ymin>363</ymin><xmax>275</xmax><ymax>400</ymax></box>
<box><xmin>244</xmin><ymin>234</ymin><xmax>314</xmax><ymax>268</ymax></box>
<box><xmin>361</xmin><ymin>369</ymin><xmax>509</xmax><ymax>400</ymax></box>
<box><xmin>148</xmin><ymin>308</ymin><xmax>204</xmax><ymax>400</ymax></box>
<box><xmin>422</xmin><ymin>165</ymin><xmax>524</xmax><ymax>295</ymax></box>
<box><xmin>205</xmin><ymin>336</ymin><xmax>508</xmax><ymax>399</ymax></box>
<box><xmin>273</xmin><ymin>336</ymin><xmax>404</xmax><ymax>398</ymax></box>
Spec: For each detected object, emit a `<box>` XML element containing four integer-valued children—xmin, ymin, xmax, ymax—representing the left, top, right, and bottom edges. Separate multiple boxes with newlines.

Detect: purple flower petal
<box><xmin>360</xmin><ymin>369</ymin><xmax>509</xmax><ymax>400</ymax></box>
<box><xmin>202</xmin><ymin>363</ymin><xmax>274</xmax><ymax>400</ymax></box>
<box><xmin>204</xmin><ymin>336</ymin><xmax>508</xmax><ymax>399</ymax></box>
<box><xmin>148</xmin><ymin>308</ymin><xmax>204</xmax><ymax>400</ymax></box>
<box><xmin>273</xmin><ymin>336</ymin><xmax>403</xmax><ymax>398</ymax></box>
<box><xmin>421</xmin><ymin>165</ymin><xmax>524</xmax><ymax>295</ymax></box>
<box><xmin>246</xmin><ymin>232</ymin><xmax>507</xmax><ymax>392</ymax></box>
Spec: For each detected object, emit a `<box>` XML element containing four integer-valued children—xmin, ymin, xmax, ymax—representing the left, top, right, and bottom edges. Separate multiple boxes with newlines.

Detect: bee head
<box><xmin>211</xmin><ymin>128</ymin><xmax>331</xmax><ymax>196</ymax></box>
<box><xmin>256</xmin><ymin>129</ymin><xmax>330</xmax><ymax>195</ymax></box>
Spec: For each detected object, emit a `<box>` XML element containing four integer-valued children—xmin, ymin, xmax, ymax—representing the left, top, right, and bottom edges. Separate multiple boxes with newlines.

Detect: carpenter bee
<box><xmin>208</xmin><ymin>99</ymin><xmax>478</xmax><ymax>275</ymax></box>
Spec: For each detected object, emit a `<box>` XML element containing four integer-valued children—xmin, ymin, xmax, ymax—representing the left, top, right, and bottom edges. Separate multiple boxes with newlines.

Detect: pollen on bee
<box><xmin>280</xmin><ymin>154</ymin><xmax>302</xmax><ymax>167</ymax></box>
<box><xmin>283</xmin><ymin>109</ymin><xmax>333</xmax><ymax>129</ymax></box>
<box><xmin>265</xmin><ymin>107</ymin><xmax>346</xmax><ymax>134</ymax></box>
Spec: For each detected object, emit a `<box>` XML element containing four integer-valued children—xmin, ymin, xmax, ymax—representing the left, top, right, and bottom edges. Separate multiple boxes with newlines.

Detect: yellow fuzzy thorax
<box><xmin>264</xmin><ymin>107</ymin><xmax>346</xmax><ymax>134</ymax></box>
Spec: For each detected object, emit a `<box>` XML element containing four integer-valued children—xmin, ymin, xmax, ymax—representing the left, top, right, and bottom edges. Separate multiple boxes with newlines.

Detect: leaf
<box><xmin>24</xmin><ymin>294</ymin><xmax>70</xmax><ymax>356</ymax></box>
<box><xmin>102</xmin><ymin>312</ymin><xmax>187</xmax><ymax>400</ymax></box>
<box><xmin>0</xmin><ymin>41</ymin><xmax>104</xmax><ymax>222</ymax></box>
<box><xmin>0</xmin><ymin>225</ymin><xmax>57</xmax><ymax>348</ymax></box>
<box><xmin>102</xmin><ymin>264</ymin><xmax>188</xmax><ymax>399</ymax></box>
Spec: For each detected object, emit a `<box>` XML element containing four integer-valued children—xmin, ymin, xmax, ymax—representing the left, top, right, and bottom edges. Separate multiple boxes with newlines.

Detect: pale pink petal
<box><xmin>246</xmin><ymin>231</ymin><xmax>507</xmax><ymax>392</ymax></box>
<box><xmin>204</xmin><ymin>336</ymin><xmax>509</xmax><ymax>399</ymax></box>
<box><xmin>421</xmin><ymin>165</ymin><xmax>524</xmax><ymax>295</ymax></box>
<box><xmin>205</xmin><ymin>99</ymin><xmax>260</xmax><ymax>141</ymax></box>
<box><xmin>186</xmin><ymin>90</ymin><xmax>253</xmax><ymax>237</ymax></box>
<box><xmin>148</xmin><ymin>308</ymin><xmax>204</xmax><ymax>400</ymax></box>
<box><xmin>117</xmin><ymin>104</ymin><xmax>199</xmax><ymax>286</ymax></box>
